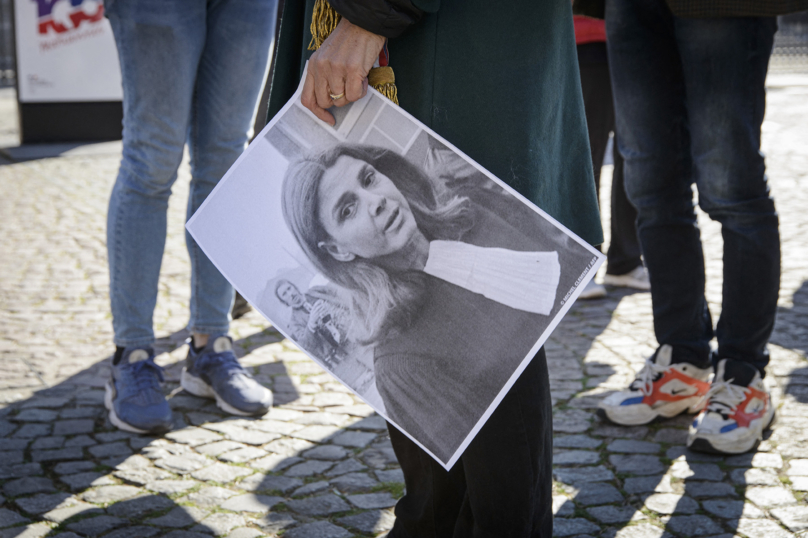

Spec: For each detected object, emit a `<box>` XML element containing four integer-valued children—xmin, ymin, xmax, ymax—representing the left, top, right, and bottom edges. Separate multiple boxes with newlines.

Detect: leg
<box><xmin>389</xmin><ymin>350</ymin><xmax>553</xmax><ymax>538</ymax></box>
<box><xmin>605</xmin><ymin>131</ymin><xmax>644</xmax><ymax>276</ymax></box>
<box><xmin>106</xmin><ymin>0</ymin><xmax>207</xmax><ymax>348</ymax></box>
<box><xmin>607</xmin><ymin>0</ymin><xmax>712</xmax><ymax>366</ymax></box>
<box><xmin>676</xmin><ymin>16</ymin><xmax>780</xmax><ymax>374</ymax></box>
<box><xmin>185</xmin><ymin>0</ymin><xmax>277</xmax><ymax>336</ymax></box>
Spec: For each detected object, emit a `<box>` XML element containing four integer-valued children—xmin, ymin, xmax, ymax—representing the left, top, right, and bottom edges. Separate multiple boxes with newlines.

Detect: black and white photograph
<box><xmin>187</xmin><ymin>73</ymin><xmax>604</xmax><ymax>468</ymax></box>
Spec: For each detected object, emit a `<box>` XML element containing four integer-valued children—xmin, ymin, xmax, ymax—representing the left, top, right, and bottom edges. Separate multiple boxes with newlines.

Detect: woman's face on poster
<box><xmin>317</xmin><ymin>155</ymin><xmax>418</xmax><ymax>261</ymax></box>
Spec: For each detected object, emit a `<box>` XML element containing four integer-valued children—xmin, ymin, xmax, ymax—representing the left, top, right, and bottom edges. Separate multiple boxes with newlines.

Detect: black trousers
<box><xmin>578</xmin><ymin>42</ymin><xmax>643</xmax><ymax>276</ymax></box>
<box><xmin>387</xmin><ymin>349</ymin><xmax>553</xmax><ymax>538</ymax></box>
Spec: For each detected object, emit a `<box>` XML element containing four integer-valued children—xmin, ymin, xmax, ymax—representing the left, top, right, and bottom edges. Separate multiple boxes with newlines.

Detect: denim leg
<box><xmin>606</xmin><ymin>132</ymin><xmax>643</xmax><ymax>276</ymax></box>
<box><xmin>184</xmin><ymin>0</ymin><xmax>276</xmax><ymax>335</ymax></box>
<box><xmin>106</xmin><ymin>0</ymin><xmax>207</xmax><ymax>348</ymax></box>
<box><xmin>606</xmin><ymin>0</ymin><xmax>712</xmax><ymax>365</ymax></box>
<box><xmin>675</xmin><ymin>17</ymin><xmax>780</xmax><ymax>373</ymax></box>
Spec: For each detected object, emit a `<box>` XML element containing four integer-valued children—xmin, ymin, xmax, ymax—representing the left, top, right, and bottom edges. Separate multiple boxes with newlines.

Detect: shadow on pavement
<box><xmin>0</xmin><ymin>324</ymin><xmax>398</xmax><ymax>537</ymax></box>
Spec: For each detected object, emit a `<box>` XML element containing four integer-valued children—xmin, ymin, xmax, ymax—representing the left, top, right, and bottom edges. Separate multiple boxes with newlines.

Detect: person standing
<box><xmin>599</xmin><ymin>0</ymin><xmax>807</xmax><ymax>454</ymax></box>
<box><xmin>103</xmin><ymin>0</ymin><xmax>277</xmax><ymax>433</ymax></box>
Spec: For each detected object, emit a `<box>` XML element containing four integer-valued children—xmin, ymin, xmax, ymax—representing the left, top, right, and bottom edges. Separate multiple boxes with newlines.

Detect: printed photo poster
<box><xmin>14</xmin><ymin>0</ymin><xmax>123</xmax><ymax>102</ymax></box>
<box><xmin>187</xmin><ymin>71</ymin><xmax>604</xmax><ymax>469</ymax></box>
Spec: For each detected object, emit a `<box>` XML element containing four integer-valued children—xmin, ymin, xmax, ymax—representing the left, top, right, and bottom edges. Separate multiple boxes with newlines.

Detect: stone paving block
<box><xmin>105</xmin><ymin>494</ymin><xmax>174</xmax><ymax>519</ymax></box>
<box><xmin>591</xmin><ymin>424</ymin><xmax>649</xmax><ymax>440</ymax></box>
<box><xmin>344</xmin><ymin>415</ymin><xmax>387</xmax><ymax>431</ymax></box>
<box><xmin>202</xmin><ymin>424</ymin><xmax>278</xmax><ymax>446</ymax></box>
<box><xmin>731</xmin><ymin>518</ymin><xmax>795</xmax><ymax>538</ymax></box>
<box><xmin>0</xmin><ymin>508</ymin><xmax>30</xmax><ymax>528</ymax></box>
<box><xmin>670</xmin><ymin>461</ymin><xmax>724</xmax><ymax>481</ymax></box>
<box><xmin>790</xmin><ymin>476</ymin><xmax>808</xmax><ymax>491</ymax></box>
<box><xmin>238</xmin><ymin>474</ymin><xmax>303</xmax><ymax>494</ymax></box>
<box><xmin>3</xmin><ymin>477</ymin><xmax>55</xmax><ymax>497</ymax></box>
<box><xmin>113</xmin><ymin>466</ymin><xmax>175</xmax><ymax>485</ymax></box>
<box><xmin>30</xmin><ymin>436</ymin><xmax>64</xmax><ymax>450</ymax></box>
<box><xmin>155</xmin><ymin>453</ymin><xmax>211</xmax><ymax>475</ymax></box>
<box><xmin>729</xmin><ymin>467</ymin><xmax>780</xmax><ymax>486</ymax></box>
<box><xmin>64</xmin><ymin>435</ymin><xmax>96</xmax><ymax>448</ymax></box>
<box><xmin>218</xmin><ymin>447</ymin><xmax>268</xmax><ymax>463</ymax></box>
<box><xmin>606</xmin><ymin>440</ymin><xmax>661</xmax><ymax>454</ymax></box>
<box><xmin>651</xmin><ymin>428</ymin><xmax>688</xmax><ymax>444</ymax></box>
<box><xmin>220</xmin><ymin>494</ymin><xmax>284</xmax><ymax>513</ymax></box>
<box><xmin>20</xmin><ymin>397</ymin><xmax>71</xmax><ymax>409</ymax></box>
<box><xmin>195</xmin><ymin>512</ymin><xmax>245</xmax><ymax>536</ymax></box>
<box><xmin>287</xmin><ymin>494</ymin><xmax>351</xmax><ymax>516</ymax></box>
<box><xmin>262</xmin><ymin>439</ymin><xmax>315</xmax><ymax>458</ymax></box>
<box><xmin>43</xmin><ymin>501</ymin><xmax>103</xmax><ymax>523</ymax></box>
<box><xmin>94</xmin><ymin>432</ymin><xmax>133</xmax><ymax>443</ymax></box>
<box><xmin>250</xmin><ymin>454</ymin><xmax>303</xmax><ymax>473</ymax></box>
<box><xmin>30</xmin><ymin>447</ymin><xmax>83</xmax><ymax>462</ymax></box>
<box><xmin>0</xmin><ymin>451</ymin><xmax>23</xmax><ymax>465</ymax></box>
<box><xmin>325</xmin><ymin>458</ymin><xmax>367</xmax><ymax>477</ymax></box>
<box><xmin>283</xmin><ymin>521</ymin><xmax>351</xmax><ymax>538</ymax></box>
<box><xmin>183</xmin><ymin>486</ymin><xmax>237</xmax><ymax>508</ymax></box>
<box><xmin>60</xmin><ymin>472</ymin><xmax>116</xmax><ymax>491</ymax></box>
<box><xmin>165</xmin><ymin>427</ymin><xmax>223</xmax><ymax>446</ymax></box>
<box><xmin>0</xmin><ymin>522</ymin><xmax>52</xmax><ymax>538</ymax></box>
<box><xmin>148</xmin><ymin>506</ymin><xmax>209</xmax><ymax>528</ymax></box>
<box><xmin>643</xmin><ymin>494</ymin><xmax>698</xmax><ymax>515</ymax></box>
<box><xmin>552</xmin><ymin>518</ymin><xmax>601</xmax><ymax>537</ymax></box>
<box><xmin>702</xmin><ymin>499</ymin><xmax>765</xmax><ymax>519</ymax></box>
<box><xmin>0</xmin><ymin>464</ymin><xmax>42</xmax><ymax>480</ymax></box>
<box><xmin>196</xmin><ymin>441</ymin><xmax>246</xmax><ymax>457</ymax></box>
<box><xmin>0</xmin><ymin>440</ymin><xmax>29</xmax><ymax>451</ymax></box>
<box><xmin>375</xmin><ymin>469</ymin><xmax>405</xmax><ymax>484</ymax></box>
<box><xmin>14</xmin><ymin>492</ymin><xmax>74</xmax><ymax>514</ymax></box>
<box><xmin>102</xmin><ymin>526</ymin><xmax>161</xmax><ymax>538</ymax></box>
<box><xmin>87</xmin><ymin>442</ymin><xmax>132</xmax><ymax>459</ymax></box>
<box><xmin>609</xmin><ymin>455</ymin><xmax>665</xmax><ymax>475</ymax></box>
<box><xmin>253</xmin><ymin>418</ymin><xmax>306</xmax><ymax>434</ymax></box>
<box><xmin>745</xmin><ymin>486</ymin><xmax>797</xmax><ymax>508</ymax></box>
<box><xmin>330</xmin><ymin>431</ymin><xmax>376</xmax><ymax>448</ymax></box>
<box><xmin>665</xmin><ymin>446</ymin><xmax>722</xmax><ymax>462</ymax></box>
<box><xmin>682</xmin><ymin>481</ymin><xmax>738</xmax><ymax>498</ymax></box>
<box><xmin>82</xmin><ymin>485</ymin><xmax>142</xmax><ymax>504</ymax></box>
<box><xmin>665</xmin><ymin>515</ymin><xmax>723</xmax><ymax>536</ymax></box>
<box><xmin>293</xmin><ymin>481</ymin><xmax>330</xmax><ymax>497</ymax></box>
<box><xmin>330</xmin><ymin>472</ymin><xmax>379</xmax><ymax>493</ymax></box>
<box><xmin>337</xmin><ymin>509</ymin><xmax>395</xmax><ymax>534</ymax></box>
<box><xmin>145</xmin><ymin>480</ymin><xmax>198</xmax><ymax>495</ymax></box>
<box><xmin>623</xmin><ymin>475</ymin><xmax>674</xmax><ymax>495</ymax></box>
<box><xmin>553</xmin><ymin>450</ymin><xmax>600</xmax><ymax>465</ymax></box>
<box><xmin>226</xmin><ymin>528</ymin><xmax>263</xmax><ymax>538</ymax></box>
<box><xmin>312</xmin><ymin>393</ymin><xmax>354</xmax><ymax>408</ymax></box>
<box><xmin>12</xmin><ymin>409</ymin><xmax>58</xmax><ymax>422</ymax></box>
<box><xmin>554</xmin><ymin>465</ymin><xmax>615</xmax><ymax>485</ymax></box>
<box><xmin>60</xmin><ymin>408</ymin><xmax>103</xmax><ymax>420</ymax></box>
<box><xmin>552</xmin><ymin>496</ymin><xmax>574</xmax><ymax>516</ymax></box>
<box><xmin>12</xmin><ymin>424</ymin><xmax>51</xmax><ymax>438</ymax></box>
<box><xmin>346</xmin><ymin>492</ymin><xmax>396</xmax><ymax>509</ymax></box>
<box><xmin>302</xmin><ymin>445</ymin><xmax>348</xmax><ymax>461</ymax></box>
<box><xmin>359</xmin><ymin>446</ymin><xmax>398</xmax><ymax>469</ymax></box>
<box><xmin>587</xmin><ymin>505</ymin><xmax>642</xmax><ymax>524</ymax></box>
<box><xmin>191</xmin><ymin>462</ymin><xmax>252</xmax><ymax>483</ymax></box>
<box><xmin>253</xmin><ymin>512</ymin><xmax>298</xmax><ymax>533</ymax></box>
<box><xmin>750</xmin><ymin>453</ymin><xmax>783</xmax><ymax>469</ymax></box>
<box><xmin>553</xmin><ymin>435</ymin><xmax>602</xmax><ymax>449</ymax></box>
<box><xmin>564</xmin><ymin>482</ymin><xmax>623</xmax><ymax>506</ymax></box>
<box><xmin>786</xmin><ymin>458</ymin><xmax>808</xmax><ymax>476</ymax></box>
<box><xmin>770</xmin><ymin>505</ymin><xmax>808</xmax><ymax>533</ymax></box>
<box><xmin>162</xmin><ymin>531</ymin><xmax>212</xmax><ymax>538</ymax></box>
<box><xmin>284</xmin><ymin>460</ymin><xmax>334</xmax><ymax>478</ymax></box>
<box><xmin>52</xmin><ymin>419</ymin><xmax>94</xmax><ymax>436</ymax></box>
<box><xmin>290</xmin><ymin>426</ymin><xmax>341</xmax><ymax>443</ymax></box>
<box><xmin>607</xmin><ymin>523</ymin><xmax>672</xmax><ymax>538</ymax></box>
<box><xmin>553</xmin><ymin>410</ymin><xmax>593</xmax><ymax>433</ymax></box>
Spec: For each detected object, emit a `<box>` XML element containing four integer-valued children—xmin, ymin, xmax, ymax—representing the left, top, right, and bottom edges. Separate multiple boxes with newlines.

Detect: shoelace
<box><xmin>197</xmin><ymin>351</ymin><xmax>251</xmax><ymax>379</ymax></box>
<box><xmin>629</xmin><ymin>358</ymin><xmax>669</xmax><ymax>396</ymax></box>
<box><xmin>125</xmin><ymin>359</ymin><xmax>165</xmax><ymax>393</ymax></box>
<box><xmin>702</xmin><ymin>377</ymin><xmax>749</xmax><ymax>419</ymax></box>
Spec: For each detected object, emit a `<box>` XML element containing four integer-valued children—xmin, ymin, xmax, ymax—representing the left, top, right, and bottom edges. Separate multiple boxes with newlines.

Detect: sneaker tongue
<box><xmin>212</xmin><ymin>336</ymin><xmax>232</xmax><ymax>353</ymax></box>
<box><xmin>654</xmin><ymin>345</ymin><xmax>673</xmax><ymax>367</ymax></box>
<box><xmin>717</xmin><ymin>358</ymin><xmax>757</xmax><ymax>387</ymax></box>
<box><xmin>127</xmin><ymin>349</ymin><xmax>151</xmax><ymax>364</ymax></box>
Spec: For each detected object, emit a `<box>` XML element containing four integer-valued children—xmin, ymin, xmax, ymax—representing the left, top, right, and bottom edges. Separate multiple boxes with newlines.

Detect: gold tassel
<box><xmin>308</xmin><ymin>0</ymin><xmax>399</xmax><ymax>104</ymax></box>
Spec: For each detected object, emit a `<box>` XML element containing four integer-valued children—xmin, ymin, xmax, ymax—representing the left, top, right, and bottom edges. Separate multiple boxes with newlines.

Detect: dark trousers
<box><xmin>387</xmin><ymin>349</ymin><xmax>553</xmax><ymax>538</ymax></box>
<box><xmin>607</xmin><ymin>0</ymin><xmax>780</xmax><ymax>371</ymax></box>
<box><xmin>578</xmin><ymin>42</ymin><xmax>642</xmax><ymax>276</ymax></box>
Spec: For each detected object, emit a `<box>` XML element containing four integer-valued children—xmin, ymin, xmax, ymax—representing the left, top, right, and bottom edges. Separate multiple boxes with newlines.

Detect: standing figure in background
<box><xmin>104</xmin><ymin>0</ymin><xmax>277</xmax><ymax>433</ymax></box>
<box><xmin>574</xmin><ymin>0</ymin><xmax>650</xmax><ymax>300</ymax></box>
<box><xmin>600</xmin><ymin>0</ymin><xmax>806</xmax><ymax>454</ymax></box>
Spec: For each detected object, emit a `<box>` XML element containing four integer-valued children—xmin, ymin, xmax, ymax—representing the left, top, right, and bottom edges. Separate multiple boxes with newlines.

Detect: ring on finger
<box><xmin>329</xmin><ymin>91</ymin><xmax>345</xmax><ymax>101</ymax></box>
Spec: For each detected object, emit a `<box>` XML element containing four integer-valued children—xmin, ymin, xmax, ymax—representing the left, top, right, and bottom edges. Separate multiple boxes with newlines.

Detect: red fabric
<box><xmin>573</xmin><ymin>15</ymin><xmax>606</xmax><ymax>45</ymax></box>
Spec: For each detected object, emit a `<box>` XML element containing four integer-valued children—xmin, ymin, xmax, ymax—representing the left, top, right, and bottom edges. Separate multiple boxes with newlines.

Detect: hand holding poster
<box><xmin>186</xmin><ymin>71</ymin><xmax>603</xmax><ymax>469</ymax></box>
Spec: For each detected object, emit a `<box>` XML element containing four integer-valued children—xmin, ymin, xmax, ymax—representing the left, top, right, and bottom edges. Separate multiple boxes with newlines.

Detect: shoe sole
<box><xmin>597</xmin><ymin>396</ymin><xmax>704</xmax><ymax>426</ymax></box>
<box><xmin>687</xmin><ymin>410</ymin><xmax>777</xmax><ymax>455</ymax></box>
<box><xmin>104</xmin><ymin>380</ymin><xmax>171</xmax><ymax>435</ymax></box>
<box><xmin>180</xmin><ymin>368</ymin><xmax>271</xmax><ymax>417</ymax></box>
<box><xmin>602</xmin><ymin>276</ymin><xmax>651</xmax><ymax>291</ymax></box>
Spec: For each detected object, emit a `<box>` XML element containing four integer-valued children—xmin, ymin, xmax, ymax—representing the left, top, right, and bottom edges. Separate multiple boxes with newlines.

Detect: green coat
<box><xmin>267</xmin><ymin>0</ymin><xmax>603</xmax><ymax>247</ymax></box>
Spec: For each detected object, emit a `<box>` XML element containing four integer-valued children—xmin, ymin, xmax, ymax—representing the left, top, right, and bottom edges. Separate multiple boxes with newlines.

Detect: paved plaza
<box><xmin>0</xmin><ymin>73</ymin><xmax>806</xmax><ymax>538</ymax></box>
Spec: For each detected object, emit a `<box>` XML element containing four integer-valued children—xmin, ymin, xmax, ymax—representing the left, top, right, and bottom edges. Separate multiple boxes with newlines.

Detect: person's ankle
<box><xmin>193</xmin><ymin>333</ymin><xmax>209</xmax><ymax>351</ymax></box>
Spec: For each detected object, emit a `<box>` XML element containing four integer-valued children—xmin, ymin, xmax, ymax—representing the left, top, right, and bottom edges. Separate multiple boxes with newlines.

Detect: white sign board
<box><xmin>14</xmin><ymin>0</ymin><xmax>122</xmax><ymax>103</ymax></box>
<box><xmin>187</xmin><ymin>72</ymin><xmax>604</xmax><ymax>469</ymax></box>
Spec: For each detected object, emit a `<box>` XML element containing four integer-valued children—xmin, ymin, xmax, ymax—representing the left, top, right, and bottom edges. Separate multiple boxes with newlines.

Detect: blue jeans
<box><xmin>106</xmin><ymin>0</ymin><xmax>276</xmax><ymax>348</ymax></box>
<box><xmin>606</xmin><ymin>0</ymin><xmax>780</xmax><ymax>373</ymax></box>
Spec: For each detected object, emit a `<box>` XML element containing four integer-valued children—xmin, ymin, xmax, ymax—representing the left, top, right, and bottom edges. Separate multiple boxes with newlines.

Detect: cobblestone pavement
<box><xmin>0</xmin><ymin>74</ymin><xmax>806</xmax><ymax>538</ymax></box>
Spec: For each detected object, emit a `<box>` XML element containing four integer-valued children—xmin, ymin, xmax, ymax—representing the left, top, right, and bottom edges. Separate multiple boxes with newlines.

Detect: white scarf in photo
<box><xmin>423</xmin><ymin>241</ymin><xmax>561</xmax><ymax>316</ymax></box>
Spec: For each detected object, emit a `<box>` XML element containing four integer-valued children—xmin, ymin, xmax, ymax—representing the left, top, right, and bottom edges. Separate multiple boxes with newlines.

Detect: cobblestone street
<box><xmin>0</xmin><ymin>73</ymin><xmax>806</xmax><ymax>538</ymax></box>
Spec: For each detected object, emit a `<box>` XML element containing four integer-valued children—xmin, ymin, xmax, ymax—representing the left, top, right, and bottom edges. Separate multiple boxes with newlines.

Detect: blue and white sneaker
<box><xmin>105</xmin><ymin>348</ymin><xmax>173</xmax><ymax>434</ymax></box>
<box><xmin>181</xmin><ymin>335</ymin><xmax>273</xmax><ymax>416</ymax></box>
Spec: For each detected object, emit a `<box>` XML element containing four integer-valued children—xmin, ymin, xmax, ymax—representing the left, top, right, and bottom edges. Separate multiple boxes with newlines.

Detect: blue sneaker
<box><xmin>105</xmin><ymin>348</ymin><xmax>173</xmax><ymax>434</ymax></box>
<box><xmin>181</xmin><ymin>335</ymin><xmax>273</xmax><ymax>416</ymax></box>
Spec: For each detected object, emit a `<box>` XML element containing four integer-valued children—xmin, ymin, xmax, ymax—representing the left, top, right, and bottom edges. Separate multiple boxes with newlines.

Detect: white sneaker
<box><xmin>579</xmin><ymin>279</ymin><xmax>606</xmax><ymax>300</ymax></box>
<box><xmin>603</xmin><ymin>266</ymin><xmax>651</xmax><ymax>291</ymax></box>
<box><xmin>688</xmin><ymin>359</ymin><xmax>775</xmax><ymax>455</ymax></box>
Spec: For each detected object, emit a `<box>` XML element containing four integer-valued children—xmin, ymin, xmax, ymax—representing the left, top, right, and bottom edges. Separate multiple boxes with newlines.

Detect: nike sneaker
<box><xmin>688</xmin><ymin>358</ymin><xmax>775</xmax><ymax>454</ymax></box>
<box><xmin>598</xmin><ymin>344</ymin><xmax>712</xmax><ymax>426</ymax></box>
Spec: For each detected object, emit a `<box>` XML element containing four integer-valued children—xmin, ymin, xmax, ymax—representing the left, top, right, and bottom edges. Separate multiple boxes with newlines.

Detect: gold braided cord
<box><xmin>308</xmin><ymin>0</ymin><xmax>399</xmax><ymax>104</ymax></box>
